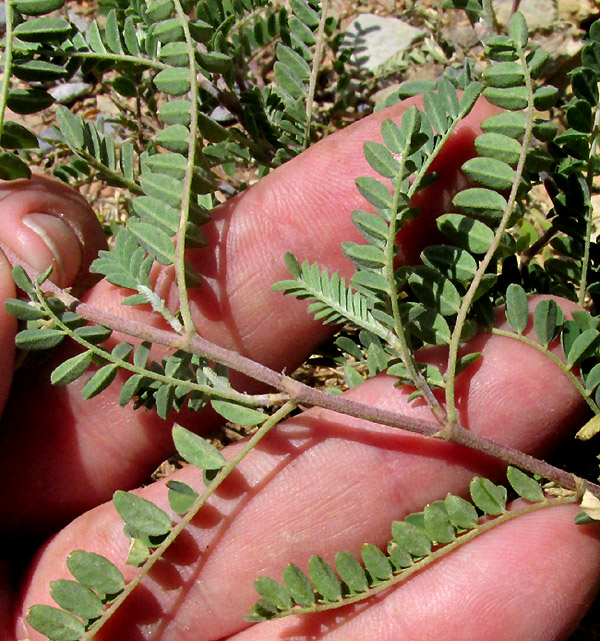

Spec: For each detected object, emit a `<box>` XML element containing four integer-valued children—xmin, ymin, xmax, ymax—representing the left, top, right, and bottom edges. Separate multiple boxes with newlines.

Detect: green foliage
<box><xmin>245</xmin><ymin>468</ymin><xmax>559</xmax><ymax>621</ymax></box>
<box><xmin>3</xmin><ymin>2</ymin><xmax>600</xmax><ymax>639</ymax></box>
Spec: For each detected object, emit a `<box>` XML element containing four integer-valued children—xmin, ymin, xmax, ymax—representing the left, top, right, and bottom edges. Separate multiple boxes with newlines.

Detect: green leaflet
<box><xmin>505</xmin><ymin>283</ymin><xmax>529</xmax><ymax>334</ymax></box>
<box><xmin>167</xmin><ymin>480</ymin><xmax>199</xmax><ymax>514</ymax></box>
<box><xmin>66</xmin><ymin>550</ymin><xmax>125</xmax><ymax>597</ymax></box>
<box><xmin>50</xmin><ymin>579</ymin><xmax>104</xmax><ymax>621</ymax></box>
<box><xmin>113</xmin><ymin>490</ymin><xmax>172</xmax><ymax>538</ymax></box>
<box><xmin>27</xmin><ymin>605</ymin><xmax>85</xmax><ymax>641</ymax></box>
<box><xmin>172</xmin><ymin>423</ymin><xmax>226</xmax><ymax>470</ymax></box>
<box><xmin>0</xmin><ymin>121</ymin><xmax>39</xmax><ymax>149</ymax></box>
<box><xmin>14</xmin><ymin>0</ymin><xmax>65</xmax><ymax>15</ymax></box>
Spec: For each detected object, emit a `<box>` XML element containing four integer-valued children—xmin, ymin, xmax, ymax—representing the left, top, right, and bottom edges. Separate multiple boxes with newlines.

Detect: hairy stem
<box><xmin>303</xmin><ymin>0</ymin><xmax>330</xmax><ymax>149</ymax></box>
<box><xmin>0</xmin><ymin>0</ymin><xmax>13</xmax><ymax>141</ymax></box>
<box><xmin>445</xmin><ymin>46</ymin><xmax>534</xmax><ymax>425</ymax></box>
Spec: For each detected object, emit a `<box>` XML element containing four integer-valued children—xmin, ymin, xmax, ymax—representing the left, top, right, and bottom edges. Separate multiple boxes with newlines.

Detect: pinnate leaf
<box><xmin>113</xmin><ymin>490</ymin><xmax>172</xmax><ymax>537</ymax></box>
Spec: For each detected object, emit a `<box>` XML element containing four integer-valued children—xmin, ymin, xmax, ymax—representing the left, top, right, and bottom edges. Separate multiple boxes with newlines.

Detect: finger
<box><xmin>17</xmin><ymin>299</ymin><xmax>591</xmax><ymax>641</ymax></box>
<box><xmin>0</xmin><ymin>98</ymin><xmax>499</xmax><ymax>536</ymax></box>
<box><xmin>229</xmin><ymin>505</ymin><xmax>600</xmax><ymax>641</ymax></box>
<box><xmin>0</xmin><ymin>175</ymin><xmax>106</xmax><ymax>411</ymax></box>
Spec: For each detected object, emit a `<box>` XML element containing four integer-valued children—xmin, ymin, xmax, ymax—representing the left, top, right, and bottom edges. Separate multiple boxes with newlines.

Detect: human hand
<box><xmin>0</xmin><ymin>97</ymin><xmax>598</xmax><ymax>641</ymax></box>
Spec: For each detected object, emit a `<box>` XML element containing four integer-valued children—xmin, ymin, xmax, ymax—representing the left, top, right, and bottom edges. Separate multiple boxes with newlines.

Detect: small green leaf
<box><xmin>74</xmin><ymin>324</ymin><xmax>112</xmax><ymax>344</ymax></box>
<box><xmin>335</xmin><ymin>550</ymin><xmax>368</xmax><ymax>593</ymax></box>
<box><xmin>507</xmin><ymin>466</ymin><xmax>544</xmax><ymax>502</ymax></box>
<box><xmin>66</xmin><ymin>550</ymin><xmax>125</xmax><ymax>597</ymax></box>
<box><xmin>361</xmin><ymin>544</ymin><xmax>392</xmax><ymax>581</ymax></box>
<box><xmin>51</xmin><ymin>351</ymin><xmax>93</xmax><ymax>386</ymax></box>
<box><xmin>453</xmin><ymin>187</ymin><xmax>508</xmax><ymax>221</ymax></box>
<box><xmin>505</xmin><ymin>283</ymin><xmax>529</xmax><ymax>333</ymax></box>
<box><xmin>342</xmin><ymin>242</ymin><xmax>386</xmax><ymax>270</ymax></box>
<box><xmin>113</xmin><ymin>490</ymin><xmax>172</xmax><ymax>537</ymax></box>
<box><xmin>0</xmin><ymin>121</ymin><xmax>39</xmax><ymax>149</ymax></box>
<box><xmin>154</xmin><ymin>68</ymin><xmax>191</xmax><ymax>96</ymax></box>
<box><xmin>408</xmin><ymin>266</ymin><xmax>462</xmax><ymax>316</ymax></box>
<box><xmin>7</xmin><ymin>87</ymin><xmax>54</xmax><ymax>114</ymax></box>
<box><xmin>158</xmin><ymin>99</ymin><xmax>192</xmax><ymax>126</ymax></box>
<box><xmin>13</xmin><ymin>59</ymin><xmax>69</xmax><ymax>81</ymax></box>
<box><xmin>483</xmin><ymin>86</ymin><xmax>528</xmax><ymax>110</ymax></box>
<box><xmin>155</xmin><ymin>125</ymin><xmax>191</xmax><ymax>153</ymax></box>
<box><xmin>27</xmin><ymin>604</ymin><xmax>85</xmax><ymax>641</ymax></box>
<box><xmin>50</xmin><ymin>579</ymin><xmax>104</xmax><ymax>621</ymax></box>
<box><xmin>172</xmin><ymin>423</ymin><xmax>226</xmax><ymax>470</ymax></box>
<box><xmin>508</xmin><ymin>11</ymin><xmax>528</xmax><ymax>48</ymax></box>
<box><xmin>104</xmin><ymin>9</ymin><xmax>123</xmax><ymax>54</ymax></box>
<box><xmin>566</xmin><ymin>329</ymin><xmax>600</xmax><ymax>367</ymax></box>
<box><xmin>0</xmin><ymin>152</ymin><xmax>32</xmax><ymax>179</ymax></box>
<box><xmin>445</xmin><ymin>494</ymin><xmax>479</xmax><ymax>529</ymax></box>
<box><xmin>56</xmin><ymin>106</ymin><xmax>85</xmax><ymax>150</ymax></box>
<box><xmin>363</xmin><ymin>141</ymin><xmax>400</xmax><ymax>179</ymax></box>
<box><xmin>308</xmin><ymin>555</ymin><xmax>342</xmax><ymax>602</ymax></box>
<box><xmin>167</xmin><ymin>480</ymin><xmax>199</xmax><ymax>514</ymax></box>
<box><xmin>16</xmin><ymin>328</ymin><xmax>64</xmax><ymax>350</ymax></box>
<box><xmin>474</xmin><ymin>132</ymin><xmax>522</xmax><ymax>164</ymax></box>
<box><xmin>141</xmin><ymin>172</ymin><xmax>182</xmax><ymax>207</ymax></box>
<box><xmin>126</xmin><ymin>538</ymin><xmax>150</xmax><ymax>567</ymax></box>
<box><xmin>211</xmin><ymin>399</ymin><xmax>265</xmax><ymax>427</ymax></box>
<box><xmin>154</xmin><ymin>17</ymin><xmax>184</xmax><ymax>43</ymax></box>
<box><xmin>355</xmin><ymin>176</ymin><xmax>392</xmax><ymax>211</ymax></box>
<box><xmin>462</xmin><ymin>157</ymin><xmax>516</xmax><ymax>191</ymax></box>
<box><xmin>421</xmin><ymin>245</ymin><xmax>477</xmax><ymax>282</ymax></box>
<box><xmin>533</xmin><ymin>86</ymin><xmax>558</xmax><ymax>110</ymax></box>
<box><xmin>255</xmin><ymin>577</ymin><xmax>292</xmax><ymax>611</ymax></box>
<box><xmin>14</xmin><ymin>0</ymin><xmax>65</xmax><ymax>15</ymax></box>
<box><xmin>146</xmin><ymin>0</ymin><xmax>174</xmax><ymax>21</ymax></box>
<box><xmin>533</xmin><ymin>298</ymin><xmax>562</xmax><ymax>345</ymax></box>
<box><xmin>481</xmin><ymin>111</ymin><xmax>527</xmax><ymax>139</ymax></box>
<box><xmin>197</xmin><ymin>112</ymin><xmax>228</xmax><ymax>143</ymax></box>
<box><xmin>14</xmin><ymin>16</ymin><xmax>72</xmax><ymax>42</ymax></box>
<box><xmin>5</xmin><ymin>298</ymin><xmax>46</xmax><ymax>320</ymax></box>
<box><xmin>283</xmin><ymin>564</ymin><xmax>315</xmax><ymax>607</ymax></box>
<box><xmin>470</xmin><ymin>477</ymin><xmax>507</xmax><ymax>515</ymax></box>
<box><xmin>197</xmin><ymin>50</ymin><xmax>233</xmax><ymax>74</ymax></box>
<box><xmin>424</xmin><ymin>502</ymin><xmax>455</xmax><ymax>543</ymax></box>
<box><xmin>81</xmin><ymin>364</ymin><xmax>118</xmax><ymax>399</ymax></box>
<box><xmin>127</xmin><ymin>220</ymin><xmax>176</xmax><ymax>265</ymax></box>
<box><xmin>483</xmin><ymin>61</ymin><xmax>525</xmax><ymax>88</ymax></box>
<box><xmin>585</xmin><ymin>363</ymin><xmax>600</xmax><ymax>392</ymax></box>
<box><xmin>391</xmin><ymin>520</ymin><xmax>432</xmax><ymax>557</ymax></box>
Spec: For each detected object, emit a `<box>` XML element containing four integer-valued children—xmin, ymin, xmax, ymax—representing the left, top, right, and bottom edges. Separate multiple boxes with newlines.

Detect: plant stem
<box><xmin>0</xmin><ymin>0</ymin><xmax>14</xmax><ymax>141</ymax></box>
<box><xmin>172</xmin><ymin>0</ymin><xmax>200</xmax><ymax>337</ymax></box>
<box><xmin>445</xmin><ymin>45</ymin><xmax>534</xmax><ymax>425</ymax></box>
<box><xmin>578</xmin><ymin>104</ymin><xmax>600</xmax><ymax>306</ymax></box>
<box><xmin>83</xmin><ymin>400</ymin><xmax>297</xmax><ymax>640</ymax></box>
<box><xmin>303</xmin><ymin>0</ymin><xmax>329</xmax><ymax>149</ymax></box>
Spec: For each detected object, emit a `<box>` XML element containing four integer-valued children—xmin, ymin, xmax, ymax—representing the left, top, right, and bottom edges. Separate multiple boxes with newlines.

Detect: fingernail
<box><xmin>22</xmin><ymin>213</ymin><xmax>82</xmax><ymax>287</ymax></box>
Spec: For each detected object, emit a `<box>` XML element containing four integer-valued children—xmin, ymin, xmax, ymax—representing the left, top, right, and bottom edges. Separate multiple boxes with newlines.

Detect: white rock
<box><xmin>343</xmin><ymin>14</ymin><xmax>425</xmax><ymax>72</ymax></box>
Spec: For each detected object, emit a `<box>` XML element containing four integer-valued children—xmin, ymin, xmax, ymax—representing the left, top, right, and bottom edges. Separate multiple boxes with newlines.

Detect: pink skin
<box><xmin>0</xmin><ymin>99</ymin><xmax>595</xmax><ymax>640</ymax></box>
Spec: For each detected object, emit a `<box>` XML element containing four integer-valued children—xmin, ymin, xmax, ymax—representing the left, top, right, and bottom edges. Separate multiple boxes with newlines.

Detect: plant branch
<box><xmin>0</xmin><ymin>0</ymin><xmax>14</xmax><ymax>141</ymax></box>
<box><xmin>83</xmin><ymin>400</ymin><xmax>297</xmax><ymax>640</ymax></box>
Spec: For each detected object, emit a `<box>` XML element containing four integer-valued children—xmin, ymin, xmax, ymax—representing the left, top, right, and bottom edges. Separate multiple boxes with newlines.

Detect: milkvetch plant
<box><xmin>1</xmin><ymin>0</ymin><xmax>600</xmax><ymax>639</ymax></box>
